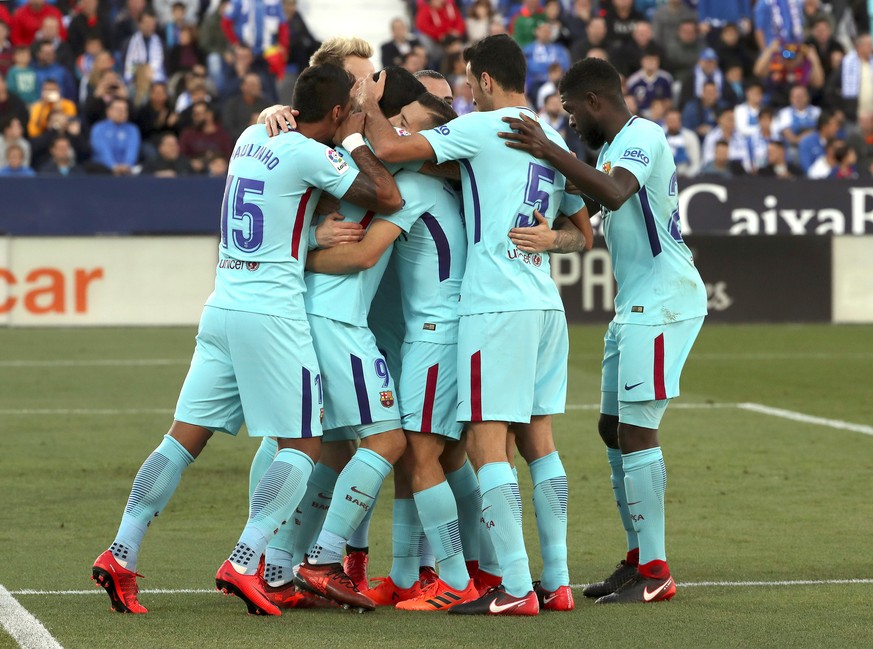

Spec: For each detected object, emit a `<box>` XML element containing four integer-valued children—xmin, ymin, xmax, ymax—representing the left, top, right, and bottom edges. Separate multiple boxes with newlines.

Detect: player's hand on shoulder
<box><xmin>508</xmin><ymin>210</ymin><xmax>554</xmax><ymax>253</ymax></box>
<box><xmin>260</xmin><ymin>105</ymin><xmax>299</xmax><ymax>137</ymax></box>
<box><xmin>316</xmin><ymin>211</ymin><xmax>364</xmax><ymax>247</ymax></box>
<box><xmin>359</xmin><ymin>70</ymin><xmax>386</xmax><ymax>108</ymax></box>
<box><xmin>499</xmin><ymin>112</ymin><xmax>552</xmax><ymax>159</ymax></box>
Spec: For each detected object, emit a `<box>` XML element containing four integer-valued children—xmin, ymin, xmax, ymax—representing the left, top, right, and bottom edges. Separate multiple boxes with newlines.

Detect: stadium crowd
<box><xmin>1</xmin><ymin>0</ymin><xmax>872</xmax><ymax>180</ymax></box>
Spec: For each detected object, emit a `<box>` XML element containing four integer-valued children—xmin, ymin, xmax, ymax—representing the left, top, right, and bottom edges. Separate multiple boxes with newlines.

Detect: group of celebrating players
<box><xmin>91</xmin><ymin>30</ymin><xmax>707</xmax><ymax>617</ymax></box>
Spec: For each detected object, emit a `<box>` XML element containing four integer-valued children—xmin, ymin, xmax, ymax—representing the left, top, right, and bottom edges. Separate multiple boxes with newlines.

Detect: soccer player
<box><xmin>90</xmin><ymin>63</ymin><xmax>401</xmax><ymax>616</ymax></box>
<box><xmin>257</xmin><ymin>68</ymin><xmax>428</xmax><ymax>612</ymax></box>
<box><xmin>307</xmin><ymin>93</ymin><xmax>482</xmax><ymax>611</ymax></box>
<box><xmin>359</xmin><ymin>34</ymin><xmax>588</xmax><ymax>615</ymax></box>
<box><xmin>499</xmin><ymin>57</ymin><xmax>707</xmax><ymax>603</ymax></box>
<box><xmin>414</xmin><ymin>69</ymin><xmax>454</xmax><ymax>105</ymax></box>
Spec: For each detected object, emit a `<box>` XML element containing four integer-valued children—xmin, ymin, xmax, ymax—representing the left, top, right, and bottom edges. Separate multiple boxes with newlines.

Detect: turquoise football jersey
<box><xmin>304</xmin><ymin>148</ymin><xmax>420</xmax><ymax>325</ymax></box>
<box><xmin>392</xmin><ymin>173</ymin><xmax>466</xmax><ymax>344</ymax></box>
<box><xmin>420</xmin><ymin>107</ymin><xmax>585</xmax><ymax>316</ymax></box>
<box><xmin>206</xmin><ymin>125</ymin><xmax>359</xmax><ymax>320</ymax></box>
<box><xmin>597</xmin><ymin>116</ymin><xmax>708</xmax><ymax>325</ymax></box>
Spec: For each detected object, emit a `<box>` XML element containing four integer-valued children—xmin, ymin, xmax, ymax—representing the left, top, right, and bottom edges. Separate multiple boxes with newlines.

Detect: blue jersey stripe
<box><xmin>350</xmin><ymin>355</ymin><xmax>372</xmax><ymax>424</ymax></box>
<box><xmin>459</xmin><ymin>159</ymin><xmax>481</xmax><ymax>243</ymax></box>
<box><xmin>638</xmin><ymin>186</ymin><xmax>662</xmax><ymax>257</ymax></box>
<box><xmin>301</xmin><ymin>367</ymin><xmax>312</xmax><ymax>438</ymax></box>
<box><xmin>420</xmin><ymin>212</ymin><xmax>451</xmax><ymax>282</ymax></box>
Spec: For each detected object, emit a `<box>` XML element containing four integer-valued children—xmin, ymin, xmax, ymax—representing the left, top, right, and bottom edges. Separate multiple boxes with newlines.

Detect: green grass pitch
<box><xmin>1</xmin><ymin>324</ymin><xmax>871</xmax><ymax>649</ymax></box>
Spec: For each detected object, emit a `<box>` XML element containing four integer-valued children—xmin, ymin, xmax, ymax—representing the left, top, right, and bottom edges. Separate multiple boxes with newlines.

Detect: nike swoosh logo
<box><xmin>643</xmin><ymin>578</ymin><xmax>674</xmax><ymax>602</ymax></box>
<box><xmin>401</xmin><ymin>413</ymin><xmax>415</xmax><ymax>420</ymax></box>
<box><xmin>482</xmin><ymin>505</ymin><xmax>493</xmax><ymax>513</ymax></box>
<box><xmin>350</xmin><ymin>486</ymin><xmax>375</xmax><ymax>499</ymax></box>
<box><xmin>457</xmin><ymin>401</ymin><xmax>464</xmax><ymax>409</ymax></box>
<box><xmin>317</xmin><ymin>493</ymin><xmax>331</xmax><ymax>500</ymax></box>
<box><xmin>627</xmin><ymin>500</ymin><xmax>641</xmax><ymax>506</ymax></box>
<box><xmin>543</xmin><ymin>593</ymin><xmax>558</xmax><ymax>604</ymax></box>
<box><xmin>624</xmin><ymin>381</ymin><xmax>644</xmax><ymax>391</ymax></box>
<box><xmin>489</xmin><ymin>600</ymin><xmax>525</xmax><ymax>614</ymax></box>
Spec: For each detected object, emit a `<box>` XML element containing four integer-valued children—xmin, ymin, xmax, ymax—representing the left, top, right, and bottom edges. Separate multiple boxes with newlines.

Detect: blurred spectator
<box><xmin>755</xmin><ymin>0</ymin><xmax>805</xmax><ymax>48</ymax></box>
<box><xmin>28</xmin><ymin>78</ymin><xmax>76</xmax><ymax>137</ymax></box>
<box><xmin>33</xmin><ymin>39</ymin><xmax>76</xmax><ymax>101</ymax></box>
<box><xmin>613</xmin><ymin>21</ymin><xmax>665</xmax><ymax>78</ymax></box>
<box><xmin>0</xmin><ymin>72</ymin><xmax>30</xmax><ymax>129</ymax></box>
<box><xmin>697</xmin><ymin>0</ymin><xmax>753</xmax><ymax>41</ymax></box>
<box><xmin>90</xmin><ymin>96</ymin><xmax>140</xmax><ymax>175</ymax></box>
<box><xmin>831</xmin><ymin>141</ymin><xmax>858</xmax><ymax>178</ymax></box>
<box><xmin>735</xmin><ymin>80</ymin><xmax>765</xmax><ymax>137</ymax></box>
<box><xmin>807</xmin><ymin>136</ymin><xmax>838</xmax><ymax>177</ymax></box>
<box><xmin>835</xmin><ymin>33</ymin><xmax>873</xmax><ymax>122</ymax></box>
<box><xmin>466</xmin><ymin>0</ymin><xmax>496</xmax><ymax>45</ymax></box>
<box><xmin>175</xmin><ymin>74</ymin><xmax>212</xmax><ymax>128</ymax></box>
<box><xmin>774</xmin><ymin>84</ymin><xmax>821</xmax><ymax>149</ymax></box>
<box><xmin>122</xmin><ymin>10</ymin><xmax>166</xmax><ymax>84</ymax></box>
<box><xmin>199</xmin><ymin>1</ymin><xmax>233</xmax><ymax>94</ymax></box>
<box><xmin>713</xmin><ymin>22</ymin><xmax>755</xmax><ymax>78</ymax></box>
<box><xmin>721</xmin><ymin>64</ymin><xmax>746</xmax><ymax>106</ymax></box>
<box><xmin>0</xmin><ymin>5</ymin><xmax>9</xmax><ymax>33</ymax></box>
<box><xmin>167</xmin><ymin>25</ymin><xmax>206</xmax><ymax>78</ymax></box>
<box><xmin>746</xmin><ymin>107</ymin><xmax>777</xmax><ymax>169</ymax></box>
<box><xmin>38</xmin><ymin>135</ymin><xmax>84</xmax><ymax>175</ymax></box>
<box><xmin>79</xmin><ymin>49</ymin><xmax>114</xmax><ymax>105</ymax></box>
<box><xmin>12</xmin><ymin>45</ymin><xmax>37</xmax><ymax>94</ymax></box>
<box><xmin>30</xmin><ymin>107</ymin><xmax>89</xmax><ymax>166</ymax></box>
<box><xmin>0</xmin><ymin>20</ymin><xmax>12</xmax><ymax>77</ymax></box>
<box><xmin>847</xmin><ymin>111</ymin><xmax>873</xmax><ymax>175</ymax></box>
<box><xmin>681</xmin><ymin>80</ymin><xmax>726</xmax><ymax>139</ymax></box>
<box><xmin>570</xmin><ymin>15</ymin><xmax>607</xmax><ymax>61</ymax></box>
<box><xmin>798</xmin><ymin>109</ymin><xmax>840</xmax><ymax>172</ymax></box>
<box><xmin>623</xmin><ymin>91</ymin><xmax>638</xmax><ymax>115</ymax></box>
<box><xmin>206</xmin><ymin>151</ymin><xmax>229</xmax><ymax>177</ymax></box>
<box><xmin>700</xmin><ymin>139</ymin><xmax>744</xmax><ymax>176</ymax></box>
<box><xmin>135</xmin><ymin>81</ymin><xmax>178</xmax><ymax>152</ymax></box>
<box><xmin>753</xmin><ymin>39</ymin><xmax>824</xmax><ymax>107</ymax></box>
<box><xmin>402</xmin><ymin>47</ymin><xmax>427</xmax><ymax>73</ymax></box>
<box><xmin>0</xmin><ymin>116</ymin><xmax>31</xmax><ymax>166</ymax></box>
<box><xmin>538</xmin><ymin>92</ymin><xmax>566</xmax><ymax>132</ymax></box>
<box><xmin>162</xmin><ymin>2</ymin><xmax>189</xmax><ymax>49</ymax></box>
<box><xmin>10</xmin><ymin>0</ymin><xmax>66</xmax><ymax>47</ymax></box>
<box><xmin>452</xmin><ymin>77</ymin><xmax>474</xmax><ymax>115</ymax></box>
<box><xmin>664</xmin><ymin>18</ymin><xmax>701</xmax><ymax>79</ymax></box>
<box><xmin>416</xmin><ymin>0</ymin><xmax>466</xmax><ymax>61</ymax></box>
<box><xmin>221</xmin><ymin>71</ymin><xmax>269</xmax><ymax>140</ymax></box>
<box><xmin>221</xmin><ymin>0</ymin><xmax>288</xmax><ymax>58</ymax></box>
<box><xmin>535</xmin><ymin>61</ymin><xmax>563</xmax><ymax>109</ymax></box>
<box><xmin>381</xmin><ymin>17</ymin><xmax>422</xmax><ymax>68</ymax></box>
<box><xmin>651</xmin><ymin>0</ymin><xmax>696</xmax><ymax>52</ymax></box>
<box><xmin>75</xmin><ymin>36</ymin><xmax>107</xmax><ymax>92</ymax></box>
<box><xmin>523</xmin><ymin>21</ymin><xmax>569</xmax><ymax>99</ymax></box>
<box><xmin>702</xmin><ymin>107</ymin><xmax>752</xmax><ymax>171</ymax></box>
<box><xmin>510</xmin><ymin>0</ymin><xmax>546</xmax><ymax>48</ymax></box>
<box><xmin>626</xmin><ymin>48</ymin><xmax>672</xmax><ymax>117</ymax></box>
<box><xmin>678</xmin><ymin>48</ymin><xmax>722</xmax><ymax>108</ymax></box>
<box><xmin>141</xmin><ymin>131</ymin><xmax>194</xmax><ymax>176</ymax></box>
<box><xmin>802</xmin><ymin>0</ymin><xmax>832</xmax><ymax>32</ymax></box>
<box><xmin>664</xmin><ymin>107</ymin><xmax>701</xmax><ymax>177</ymax></box>
<box><xmin>757</xmin><ymin>140</ymin><xmax>804</xmax><ymax>177</ymax></box>
<box><xmin>283</xmin><ymin>0</ymin><xmax>319</xmax><ymax>73</ymax></box>
<box><xmin>113</xmin><ymin>0</ymin><xmax>147</xmax><ymax>53</ymax></box>
<box><xmin>36</xmin><ymin>16</ymin><xmax>74</xmax><ymax>74</ymax></box>
<box><xmin>179</xmin><ymin>101</ymin><xmax>232</xmax><ymax>173</ymax></box>
<box><xmin>805</xmin><ymin>16</ymin><xmax>843</xmax><ymax>78</ymax></box>
<box><xmin>604</xmin><ymin>0</ymin><xmax>645</xmax><ymax>46</ymax></box>
<box><xmin>154</xmin><ymin>0</ymin><xmax>198</xmax><ymax>27</ymax></box>
<box><xmin>220</xmin><ymin>44</ymin><xmax>277</xmax><ymax>104</ymax></box>
<box><xmin>130</xmin><ymin>63</ymin><xmax>154</xmax><ymax>108</ymax></box>
<box><xmin>489</xmin><ymin>15</ymin><xmax>507</xmax><ymax>37</ymax></box>
<box><xmin>0</xmin><ymin>142</ymin><xmax>35</xmax><ymax>176</ymax></box>
<box><xmin>82</xmin><ymin>69</ymin><xmax>128</xmax><ymax>125</ymax></box>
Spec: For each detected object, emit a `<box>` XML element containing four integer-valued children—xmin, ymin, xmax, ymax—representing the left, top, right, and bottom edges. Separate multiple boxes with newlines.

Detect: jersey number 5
<box><xmin>221</xmin><ymin>175</ymin><xmax>265</xmax><ymax>252</ymax></box>
<box><xmin>515</xmin><ymin>162</ymin><xmax>555</xmax><ymax>228</ymax></box>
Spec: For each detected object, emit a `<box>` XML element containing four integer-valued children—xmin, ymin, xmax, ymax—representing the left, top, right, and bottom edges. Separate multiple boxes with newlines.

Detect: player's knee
<box><xmin>597</xmin><ymin>414</ymin><xmax>619</xmax><ymax>449</ymax></box>
<box><xmin>361</xmin><ymin>428</ymin><xmax>407</xmax><ymax>465</ymax></box>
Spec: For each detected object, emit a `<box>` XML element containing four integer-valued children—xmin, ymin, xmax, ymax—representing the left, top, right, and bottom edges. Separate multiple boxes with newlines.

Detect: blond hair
<box><xmin>309</xmin><ymin>36</ymin><xmax>373</xmax><ymax>67</ymax></box>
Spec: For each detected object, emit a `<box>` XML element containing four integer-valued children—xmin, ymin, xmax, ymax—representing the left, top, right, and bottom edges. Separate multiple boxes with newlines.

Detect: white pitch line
<box><xmin>0</xmin><ymin>585</ymin><xmax>64</xmax><ymax>649</ymax></box>
<box><xmin>0</xmin><ymin>359</ymin><xmax>187</xmax><ymax>368</ymax></box>
<box><xmin>10</xmin><ymin>579</ymin><xmax>873</xmax><ymax>597</ymax></box>
<box><xmin>565</xmin><ymin>403</ymin><xmax>735</xmax><ymax>411</ymax></box>
<box><xmin>738</xmin><ymin>403</ymin><xmax>873</xmax><ymax>437</ymax></box>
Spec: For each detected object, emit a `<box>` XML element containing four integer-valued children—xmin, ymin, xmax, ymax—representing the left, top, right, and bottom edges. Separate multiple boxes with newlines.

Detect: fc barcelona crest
<box><xmin>602</xmin><ymin>161</ymin><xmax>611</xmax><ymax>174</ymax></box>
<box><xmin>380</xmin><ymin>391</ymin><xmax>395</xmax><ymax>408</ymax></box>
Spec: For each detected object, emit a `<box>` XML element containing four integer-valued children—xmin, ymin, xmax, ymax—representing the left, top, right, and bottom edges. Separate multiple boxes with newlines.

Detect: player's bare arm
<box><xmin>508</xmin><ymin>208</ymin><xmax>593</xmax><ymax>253</ymax></box>
<box><xmin>419</xmin><ymin>160</ymin><xmax>461</xmax><ymax>180</ymax></box>
<box><xmin>499</xmin><ymin>113</ymin><xmax>640</xmax><ymax>211</ymax></box>
<box><xmin>314</xmin><ymin>211</ymin><xmax>364</xmax><ymax>246</ymax></box>
<box><xmin>258</xmin><ymin>104</ymin><xmax>298</xmax><ymax>135</ymax></box>
<box><xmin>306</xmin><ymin>219</ymin><xmax>402</xmax><ymax>273</ymax></box>
<box><xmin>338</xmin><ymin>112</ymin><xmax>403</xmax><ymax>213</ymax></box>
<box><xmin>359</xmin><ymin>71</ymin><xmax>437</xmax><ymax>163</ymax></box>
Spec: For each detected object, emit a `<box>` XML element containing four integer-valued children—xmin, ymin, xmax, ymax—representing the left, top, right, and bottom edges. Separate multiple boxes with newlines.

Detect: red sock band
<box><xmin>626</xmin><ymin>548</ymin><xmax>640</xmax><ymax>567</ymax></box>
<box><xmin>638</xmin><ymin>559</ymin><xmax>670</xmax><ymax>579</ymax></box>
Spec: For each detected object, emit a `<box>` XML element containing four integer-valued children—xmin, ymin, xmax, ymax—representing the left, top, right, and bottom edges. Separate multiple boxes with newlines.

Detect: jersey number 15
<box><xmin>221</xmin><ymin>175</ymin><xmax>265</xmax><ymax>253</ymax></box>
